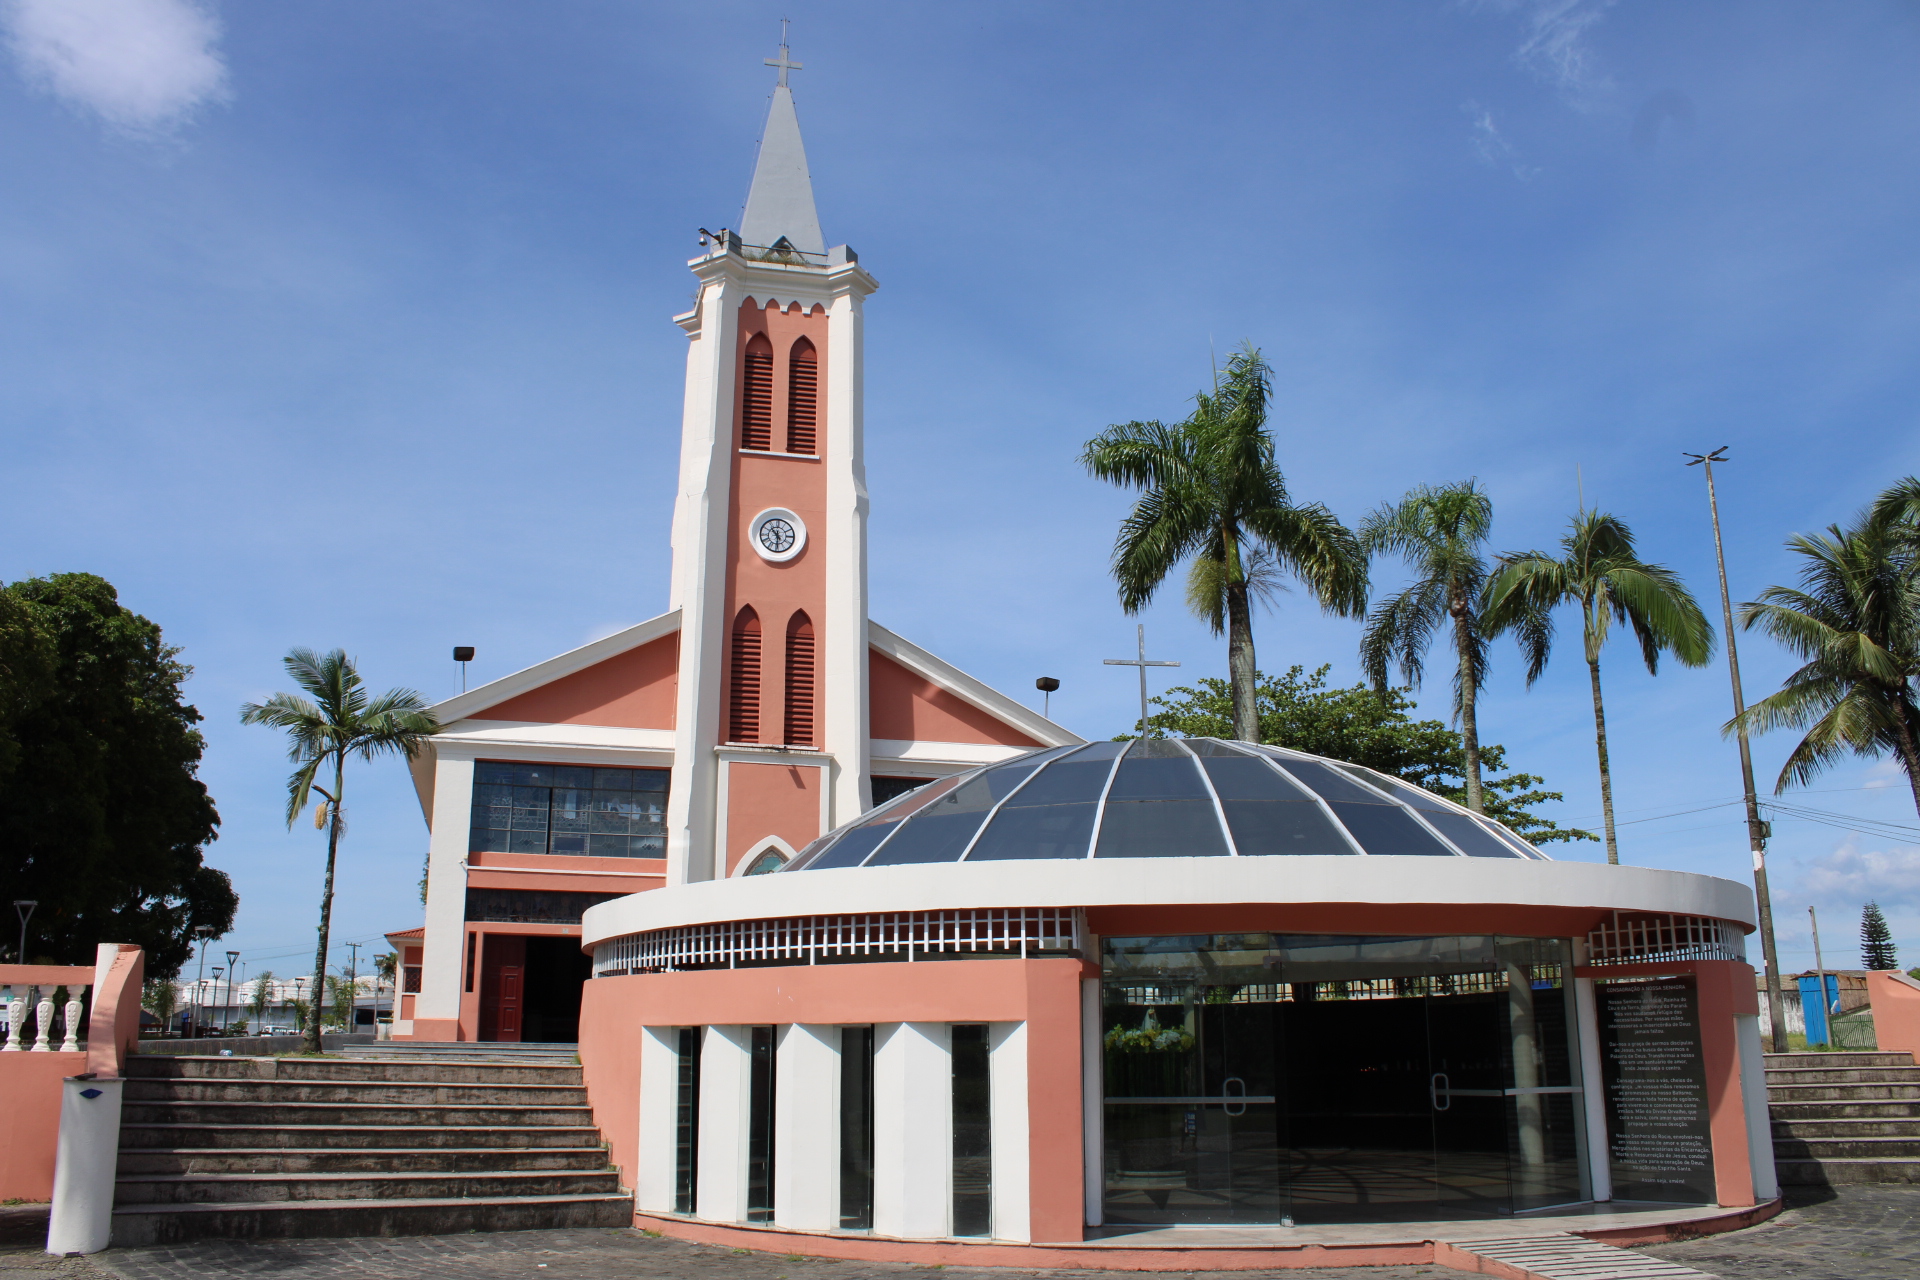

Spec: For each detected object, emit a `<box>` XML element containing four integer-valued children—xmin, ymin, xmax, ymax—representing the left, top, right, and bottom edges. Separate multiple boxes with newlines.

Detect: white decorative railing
<box><xmin>593</xmin><ymin>907</ymin><xmax>1083</xmax><ymax>976</ymax></box>
<box><xmin>1586</xmin><ymin>913</ymin><xmax>1745</xmax><ymax>966</ymax></box>
<box><xmin>1</xmin><ymin>983</ymin><xmax>89</xmax><ymax>1052</ymax></box>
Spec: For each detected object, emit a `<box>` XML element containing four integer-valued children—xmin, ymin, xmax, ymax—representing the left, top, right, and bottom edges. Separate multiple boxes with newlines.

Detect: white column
<box><xmin>775</xmin><ymin>1024</ymin><xmax>841</xmax><ymax>1229</ymax></box>
<box><xmin>872</xmin><ymin>1021</ymin><xmax>950</xmax><ymax>1238</ymax></box>
<box><xmin>697</xmin><ymin>1025</ymin><xmax>753</xmax><ymax>1222</ymax></box>
<box><xmin>637</xmin><ymin>1026</ymin><xmax>683</xmax><ymax>1213</ymax></box>
<box><xmin>821</xmin><ymin>273</ymin><xmax>872</xmax><ymax>829</ymax></box>
<box><xmin>415</xmin><ymin>752</ymin><xmax>475</xmax><ymax>1032</ymax></box>
<box><xmin>1081</xmin><ymin>976</ymin><xmax>1103</xmax><ymax>1227</ymax></box>
<box><xmin>989</xmin><ymin>1022</ymin><xmax>1030</xmax><ymax>1242</ymax></box>
<box><xmin>1573</xmin><ymin>973</ymin><xmax>1612</xmax><ymax>1202</ymax></box>
<box><xmin>1735</xmin><ymin>1015</ymin><xmax>1780</xmax><ymax>1201</ymax></box>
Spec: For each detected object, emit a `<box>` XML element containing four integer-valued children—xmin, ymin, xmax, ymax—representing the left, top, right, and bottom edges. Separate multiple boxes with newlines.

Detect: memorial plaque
<box><xmin>1597</xmin><ymin>977</ymin><xmax>1715</xmax><ymax>1203</ymax></box>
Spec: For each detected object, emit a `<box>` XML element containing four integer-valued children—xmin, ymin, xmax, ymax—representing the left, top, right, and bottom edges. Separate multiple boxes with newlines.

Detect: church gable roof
<box><xmin>868</xmin><ymin>622</ymin><xmax>1081</xmax><ymax>750</ymax></box>
<box><xmin>432</xmin><ymin>609</ymin><xmax>681</xmax><ymax>727</ymax></box>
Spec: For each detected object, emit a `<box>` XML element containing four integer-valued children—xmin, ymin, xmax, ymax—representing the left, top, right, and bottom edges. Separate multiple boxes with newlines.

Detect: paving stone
<box><xmin>1634</xmin><ymin>1185</ymin><xmax>1920</xmax><ymax>1280</ymax></box>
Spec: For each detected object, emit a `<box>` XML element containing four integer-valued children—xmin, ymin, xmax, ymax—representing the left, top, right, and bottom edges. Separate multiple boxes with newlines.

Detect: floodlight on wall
<box><xmin>453</xmin><ymin>646</ymin><xmax>475</xmax><ymax>693</ymax></box>
<box><xmin>1035</xmin><ymin>676</ymin><xmax>1059</xmax><ymax>718</ymax></box>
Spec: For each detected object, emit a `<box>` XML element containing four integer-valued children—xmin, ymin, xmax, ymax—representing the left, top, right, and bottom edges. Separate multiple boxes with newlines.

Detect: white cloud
<box><xmin>2</xmin><ymin>0</ymin><xmax>228</xmax><ymax>135</ymax></box>
<box><xmin>1474</xmin><ymin>0</ymin><xmax>1617</xmax><ymax>109</ymax></box>
<box><xmin>1796</xmin><ymin>839</ymin><xmax>1920</xmax><ymax>906</ymax></box>
<box><xmin>1463</xmin><ymin>101</ymin><xmax>1540</xmax><ymax>181</ymax></box>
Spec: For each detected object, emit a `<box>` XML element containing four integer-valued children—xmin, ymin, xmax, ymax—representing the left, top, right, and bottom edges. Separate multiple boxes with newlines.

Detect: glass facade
<box><xmin>463</xmin><ymin>888</ymin><xmax>621</xmax><ymax>925</ymax></box>
<box><xmin>1102</xmin><ymin>933</ymin><xmax>1588</xmax><ymax>1226</ymax></box>
<box><xmin>839</xmin><ymin>1025</ymin><xmax>876</xmax><ymax>1230</ymax></box>
<box><xmin>675</xmin><ymin>1028</ymin><xmax>701</xmax><ymax>1215</ymax></box>
<box><xmin>469</xmin><ymin>761</ymin><xmax>669</xmax><ymax>858</ymax></box>
<box><xmin>951</xmin><ymin>1025</ymin><xmax>993</xmax><ymax>1236</ymax></box>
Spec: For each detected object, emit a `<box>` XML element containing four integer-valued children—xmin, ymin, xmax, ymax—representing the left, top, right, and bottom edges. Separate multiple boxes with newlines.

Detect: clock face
<box><xmin>758</xmin><ymin>518</ymin><xmax>796</xmax><ymax>554</ymax></box>
<box><xmin>748</xmin><ymin>508</ymin><xmax>806</xmax><ymax>562</ymax></box>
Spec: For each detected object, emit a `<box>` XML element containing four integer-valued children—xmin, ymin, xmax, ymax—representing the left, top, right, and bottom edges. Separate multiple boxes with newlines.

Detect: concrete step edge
<box><xmin>110</xmin><ymin>1192</ymin><xmax>632</xmax><ymax>1217</ymax></box>
<box><xmin>116</xmin><ymin>1169</ymin><xmax>614</xmax><ymax>1184</ymax></box>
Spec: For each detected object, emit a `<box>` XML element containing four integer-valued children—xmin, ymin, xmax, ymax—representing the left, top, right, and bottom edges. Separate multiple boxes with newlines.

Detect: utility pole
<box><xmin>1684</xmin><ymin>447</ymin><xmax>1788</xmax><ymax>1051</ymax></box>
<box><xmin>1809</xmin><ymin>906</ymin><xmax>1833</xmax><ymax>1046</ymax></box>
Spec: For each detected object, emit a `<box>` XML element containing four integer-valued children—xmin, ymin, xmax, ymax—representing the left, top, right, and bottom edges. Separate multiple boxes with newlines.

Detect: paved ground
<box><xmin>0</xmin><ymin>1187</ymin><xmax>1907</xmax><ymax>1279</ymax></box>
<box><xmin>1634</xmin><ymin>1184</ymin><xmax>1920</xmax><ymax>1280</ymax></box>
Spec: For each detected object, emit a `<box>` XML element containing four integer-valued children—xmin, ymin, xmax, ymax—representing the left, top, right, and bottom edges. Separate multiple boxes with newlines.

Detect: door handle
<box><xmin>1429</xmin><ymin>1072</ymin><xmax>1450</xmax><ymax>1112</ymax></box>
<box><xmin>1222</xmin><ymin>1076</ymin><xmax>1248</xmax><ymax>1117</ymax></box>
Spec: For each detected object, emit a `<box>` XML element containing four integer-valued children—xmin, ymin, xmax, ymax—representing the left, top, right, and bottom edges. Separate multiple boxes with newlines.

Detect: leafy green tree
<box><xmin>0</xmin><ymin>574</ymin><xmax>234</xmax><ymax>974</ymax></box>
<box><xmin>1485</xmin><ymin>511</ymin><xmax>1713</xmax><ymax>864</ymax></box>
<box><xmin>249</xmin><ymin>972</ymin><xmax>276</xmax><ymax>1027</ymax></box>
<box><xmin>241</xmin><ymin>649</ymin><xmax>437</xmax><ymax>1052</ymax></box>
<box><xmin>1359</xmin><ymin>480</ymin><xmax>1541</xmax><ymax>814</ymax></box>
<box><xmin>325</xmin><ymin>973</ymin><xmax>357</xmax><ymax>1032</ymax></box>
<box><xmin>1144</xmin><ymin>665</ymin><xmax>1597</xmax><ymax>845</ymax></box>
<box><xmin>1731</xmin><ymin>485</ymin><xmax>1920</xmax><ymax>817</ymax></box>
<box><xmin>1082</xmin><ymin>346</ymin><xmax>1367</xmax><ymax>741</ymax></box>
<box><xmin>142</xmin><ymin>978</ymin><xmax>181</xmax><ymax>1033</ymax></box>
<box><xmin>1861</xmin><ymin>902</ymin><xmax>1899</xmax><ymax>971</ymax></box>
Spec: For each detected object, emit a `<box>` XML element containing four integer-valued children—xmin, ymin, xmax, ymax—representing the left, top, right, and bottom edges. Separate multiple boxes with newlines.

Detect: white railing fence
<box><xmin>1</xmin><ymin>984</ymin><xmax>89</xmax><ymax>1052</ymax></box>
<box><xmin>594</xmin><ymin>908</ymin><xmax>1084</xmax><ymax>976</ymax></box>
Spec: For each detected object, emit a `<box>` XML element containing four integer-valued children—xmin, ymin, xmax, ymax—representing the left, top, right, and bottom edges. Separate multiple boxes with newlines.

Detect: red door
<box><xmin>477</xmin><ymin>935</ymin><xmax>527</xmax><ymax>1042</ymax></box>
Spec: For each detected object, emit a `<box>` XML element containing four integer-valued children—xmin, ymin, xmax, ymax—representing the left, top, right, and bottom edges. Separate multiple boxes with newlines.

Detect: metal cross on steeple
<box><xmin>1104</xmin><ymin>624</ymin><xmax>1180</xmax><ymax>739</ymax></box>
<box><xmin>765</xmin><ymin>20</ymin><xmax>802</xmax><ymax>88</ymax></box>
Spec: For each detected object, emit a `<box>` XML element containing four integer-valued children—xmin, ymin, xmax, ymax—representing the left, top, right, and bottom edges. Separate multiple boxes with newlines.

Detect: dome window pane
<box><xmin>1218</xmin><ymin>799</ymin><xmax>1357</xmax><ymax>855</ymax></box>
<box><xmin>1196</xmin><ymin>754</ymin><xmax>1316</xmax><ymax>802</ymax></box>
<box><xmin>1267</xmin><ymin>757</ymin><xmax>1395</xmax><ymax>806</ymax></box>
<box><xmin>965</xmin><ymin>801</ymin><xmax>1102</xmax><ymax>861</ymax></box>
<box><xmin>800</xmin><ymin>774</ymin><xmax>968</xmax><ymax>870</ymax></box>
<box><xmin>1325</xmin><ymin>802</ymin><xmax>1456</xmax><ymax>856</ymax></box>
<box><xmin>864</xmin><ymin>773</ymin><xmax>1002</xmax><ymax>865</ymax></box>
<box><xmin>1420</xmin><ymin>809</ymin><xmax>1524</xmax><ymax>858</ymax></box>
<box><xmin>1094</xmin><ymin>798</ymin><xmax>1230</xmax><ymax>858</ymax></box>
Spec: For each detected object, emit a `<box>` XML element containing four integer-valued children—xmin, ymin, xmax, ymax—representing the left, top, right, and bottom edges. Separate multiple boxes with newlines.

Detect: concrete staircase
<box><xmin>112</xmin><ymin>1047</ymin><xmax>631</xmax><ymax>1244</ymax></box>
<box><xmin>1767</xmin><ymin>1049</ymin><xmax>1920</xmax><ymax>1186</ymax></box>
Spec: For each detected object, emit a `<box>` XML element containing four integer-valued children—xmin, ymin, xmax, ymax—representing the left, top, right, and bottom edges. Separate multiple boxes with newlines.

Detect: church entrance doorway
<box><xmin>477</xmin><ymin>933</ymin><xmax>593</xmax><ymax>1043</ymax></box>
<box><xmin>1101</xmin><ymin>934</ymin><xmax>1587</xmax><ymax>1226</ymax></box>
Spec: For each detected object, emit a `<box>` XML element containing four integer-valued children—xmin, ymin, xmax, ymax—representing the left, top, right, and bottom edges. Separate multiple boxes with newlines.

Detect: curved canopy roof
<box><xmin>783</xmin><ymin>737</ymin><xmax>1546</xmax><ymax>872</ymax></box>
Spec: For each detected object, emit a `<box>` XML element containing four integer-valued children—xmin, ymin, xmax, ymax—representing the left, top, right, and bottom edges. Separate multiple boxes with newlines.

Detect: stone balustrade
<box><xmin>0</xmin><ymin>965</ymin><xmax>97</xmax><ymax>1054</ymax></box>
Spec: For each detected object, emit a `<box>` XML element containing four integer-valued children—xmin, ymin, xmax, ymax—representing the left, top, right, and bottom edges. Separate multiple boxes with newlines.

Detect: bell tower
<box><xmin>664</xmin><ymin>39</ymin><xmax>879</xmax><ymax>885</ymax></box>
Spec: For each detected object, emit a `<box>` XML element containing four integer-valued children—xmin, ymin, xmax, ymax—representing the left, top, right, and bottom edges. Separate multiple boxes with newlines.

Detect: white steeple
<box><xmin>739</xmin><ymin>30</ymin><xmax>825</xmax><ymax>256</ymax></box>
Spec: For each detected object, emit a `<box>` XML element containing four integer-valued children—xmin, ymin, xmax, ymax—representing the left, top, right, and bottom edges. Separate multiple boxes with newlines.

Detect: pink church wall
<box><xmin>724</xmin><ymin>298</ymin><xmax>831</xmax><ymax>747</ymax></box>
<box><xmin>1868</xmin><ymin>970</ymin><xmax>1920</xmax><ymax>1061</ymax></box>
<box><xmin>476</xmin><ymin>634</ymin><xmax>678</xmax><ymax>728</ymax></box>
<box><xmin>724</xmin><ymin>760</ymin><xmax>821</xmax><ymax>874</ymax></box>
<box><xmin>868</xmin><ymin>650</ymin><xmax>1042</xmax><ymax>748</ymax></box>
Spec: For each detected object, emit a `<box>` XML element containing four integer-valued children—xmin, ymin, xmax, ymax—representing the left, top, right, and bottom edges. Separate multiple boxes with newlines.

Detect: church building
<box><xmin>391</xmin><ymin>51</ymin><xmax>1080</xmax><ymax>1046</ymax></box>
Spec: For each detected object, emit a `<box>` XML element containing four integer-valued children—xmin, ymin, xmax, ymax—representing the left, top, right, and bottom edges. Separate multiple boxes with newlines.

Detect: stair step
<box><xmin>1768</xmin><ymin>1100</ymin><xmax>1920</xmax><ymax>1120</ymax></box>
<box><xmin>1766</xmin><ymin>1051</ymin><xmax>1915</xmax><ymax>1068</ymax></box>
<box><xmin>125</xmin><ymin>1080</ymin><xmax>588</xmax><ymax>1105</ymax></box>
<box><xmin>127</xmin><ymin>1056</ymin><xmax>581</xmax><ymax>1085</ymax></box>
<box><xmin>1773</xmin><ymin>1116</ymin><xmax>1920</xmax><ymax>1137</ymax></box>
<box><xmin>1773</xmin><ymin>1135</ymin><xmax>1920</xmax><ymax>1159</ymax></box>
<box><xmin>1767</xmin><ymin>1083</ymin><xmax>1920</xmax><ymax>1101</ymax></box>
<box><xmin>1773</xmin><ymin>1156</ymin><xmax>1920</xmax><ymax>1186</ymax></box>
<box><xmin>122</xmin><ymin>1101</ymin><xmax>595</xmax><ymax>1126</ymax></box>
<box><xmin>118</xmin><ymin>1123</ymin><xmax>603</xmax><ymax>1150</ymax></box>
<box><xmin>110</xmin><ymin>1192</ymin><xmax>633</xmax><ymax>1245</ymax></box>
<box><xmin>115</xmin><ymin>1169</ymin><xmax>622</xmax><ymax>1205</ymax></box>
<box><xmin>117</xmin><ymin>1147</ymin><xmax>610</xmax><ymax>1175</ymax></box>
<box><xmin>1764</xmin><ymin>1067</ymin><xmax>1920</xmax><ymax>1086</ymax></box>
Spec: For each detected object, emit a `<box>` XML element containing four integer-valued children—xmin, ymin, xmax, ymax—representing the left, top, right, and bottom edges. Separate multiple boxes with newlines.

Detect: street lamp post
<box><xmin>1684</xmin><ymin>447</ymin><xmax>1789</xmax><ymax>1052</ymax></box>
<box><xmin>190</xmin><ymin>925</ymin><xmax>216</xmax><ymax>1038</ymax></box>
<box><xmin>224</xmin><ymin>951</ymin><xmax>239</xmax><ymax>1034</ymax></box>
<box><xmin>12</xmin><ymin>901</ymin><xmax>36</xmax><ymax>965</ymax></box>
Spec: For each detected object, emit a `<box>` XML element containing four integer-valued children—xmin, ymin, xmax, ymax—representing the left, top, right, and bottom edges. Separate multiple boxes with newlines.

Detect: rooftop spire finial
<box><xmin>765</xmin><ymin>19</ymin><xmax>802</xmax><ymax>89</ymax></box>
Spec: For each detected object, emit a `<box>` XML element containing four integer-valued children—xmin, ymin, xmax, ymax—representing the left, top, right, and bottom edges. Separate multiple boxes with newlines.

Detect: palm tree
<box><xmin>241</xmin><ymin>650</ymin><xmax>437</xmax><ymax>1052</ymax></box>
<box><xmin>1082</xmin><ymin>346</ymin><xmax>1368</xmax><ymax>740</ymax></box>
<box><xmin>248</xmin><ymin>971</ymin><xmax>276</xmax><ymax>1030</ymax></box>
<box><xmin>1485</xmin><ymin>511</ymin><xmax>1713</xmax><ymax>864</ymax></box>
<box><xmin>1359</xmin><ymin>480</ymin><xmax>1506</xmax><ymax>813</ymax></box>
<box><xmin>1730</xmin><ymin>488</ymin><xmax>1920</xmax><ymax>816</ymax></box>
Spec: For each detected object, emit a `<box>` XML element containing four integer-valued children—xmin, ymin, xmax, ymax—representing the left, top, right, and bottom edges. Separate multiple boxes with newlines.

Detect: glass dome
<box><xmin>783</xmin><ymin>737</ymin><xmax>1546</xmax><ymax>871</ymax></box>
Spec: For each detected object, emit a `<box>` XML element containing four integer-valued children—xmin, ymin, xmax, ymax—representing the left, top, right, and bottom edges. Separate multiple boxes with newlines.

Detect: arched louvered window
<box><xmin>741</xmin><ymin>334</ymin><xmax>773</xmax><ymax>451</ymax></box>
<box><xmin>729</xmin><ymin>607</ymin><xmax>762</xmax><ymax>743</ymax></box>
<box><xmin>784</xmin><ymin>611</ymin><xmax>816</xmax><ymax>748</ymax></box>
<box><xmin>786</xmin><ymin>339</ymin><xmax>817</xmax><ymax>455</ymax></box>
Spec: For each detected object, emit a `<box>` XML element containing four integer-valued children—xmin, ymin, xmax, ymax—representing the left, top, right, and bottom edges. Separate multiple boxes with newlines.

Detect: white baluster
<box><xmin>61</xmin><ymin>985</ymin><xmax>86</xmax><ymax>1052</ymax></box>
<box><xmin>2</xmin><ymin>991</ymin><xmax>19</xmax><ymax>1051</ymax></box>
<box><xmin>32</xmin><ymin>986</ymin><xmax>54</xmax><ymax>1051</ymax></box>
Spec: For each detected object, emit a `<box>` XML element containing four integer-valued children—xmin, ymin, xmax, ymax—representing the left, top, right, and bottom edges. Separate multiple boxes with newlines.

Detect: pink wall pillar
<box><xmin>1867</xmin><ymin>970</ymin><xmax>1920</xmax><ymax>1061</ymax></box>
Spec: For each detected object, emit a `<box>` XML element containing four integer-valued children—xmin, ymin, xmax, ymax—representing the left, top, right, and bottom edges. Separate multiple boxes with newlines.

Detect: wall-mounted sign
<box><xmin>1597</xmin><ymin>976</ymin><xmax>1715</xmax><ymax>1204</ymax></box>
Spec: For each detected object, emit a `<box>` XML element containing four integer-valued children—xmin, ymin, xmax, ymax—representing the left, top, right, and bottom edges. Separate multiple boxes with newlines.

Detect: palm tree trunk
<box><xmin>1225</xmin><ymin>575</ymin><xmax>1259</xmax><ymax>742</ymax></box>
<box><xmin>306</xmin><ymin>756</ymin><xmax>344</xmax><ymax>1054</ymax></box>
<box><xmin>1453</xmin><ymin>601</ymin><xmax>1484</xmax><ymax>813</ymax></box>
<box><xmin>1587</xmin><ymin>657</ymin><xmax>1620</xmax><ymax>865</ymax></box>
<box><xmin>1891</xmin><ymin>698</ymin><xmax>1920</xmax><ymax>822</ymax></box>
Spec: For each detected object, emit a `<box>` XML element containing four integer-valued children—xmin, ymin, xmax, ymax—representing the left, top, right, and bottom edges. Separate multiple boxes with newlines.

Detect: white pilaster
<box><xmin>1736</xmin><ymin>1015</ymin><xmax>1779</xmax><ymax>1201</ymax></box>
<box><xmin>637</xmin><ymin>1026</ymin><xmax>682</xmax><ymax>1213</ymax></box>
<box><xmin>1081</xmin><ymin>976</ymin><xmax>1104</xmax><ymax>1227</ymax></box>
<box><xmin>872</xmin><ymin>1021</ymin><xmax>950</xmax><ymax>1238</ymax></box>
<box><xmin>821</xmin><ymin>268</ymin><xmax>872</xmax><ymax>828</ymax></box>
<box><xmin>414</xmin><ymin>753</ymin><xmax>475</xmax><ymax>1029</ymax></box>
<box><xmin>697</xmin><ymin>1025</ymin><xmax>753</xmax><ymax>1222</ymax></box>
<box><xmin>774</xmin><ymin>1023</ymin><xmax>841</xmax><ymax>1229</ymax></box>
<box><xmin>988</xmin><ymin>1021</ymin><xmax>1030</xmax><ymax>1242</ymax></box>
<box><xmin>665</xmin><ymin>262</ymin><xmax>741</xmax><ymax>886</ymax></box>
<box><xmin>1573</xmin><ymin>973</ymin><xmax>1612</xmax><ymax>1202</ymax></box>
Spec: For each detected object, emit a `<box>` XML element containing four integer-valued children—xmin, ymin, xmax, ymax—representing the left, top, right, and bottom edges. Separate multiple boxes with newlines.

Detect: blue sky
<box><xmin>4</xmin><ymin>1</ymin><xmax>1918</xmax><ymax>982</ymax></box>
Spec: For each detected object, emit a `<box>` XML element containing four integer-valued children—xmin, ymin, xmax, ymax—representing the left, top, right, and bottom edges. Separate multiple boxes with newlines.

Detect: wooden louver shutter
<box><xmin>729</xmin><ymin>609</ymin><xmax>762</xmax><ymax>742</ymax></box>
<box><xmin>741</xmin><ymin>339</ymin><xmax>773</xmax><ymax>451</ymax></box>
<box><xmin>786</xmin><ymin>341</ymin><xmax>817</xmax><ymax>455</ymax></box>
<box><xmin>784</xmin><ymin>612</ymin><xmax>815</xmax><ymax>748</ymax></box>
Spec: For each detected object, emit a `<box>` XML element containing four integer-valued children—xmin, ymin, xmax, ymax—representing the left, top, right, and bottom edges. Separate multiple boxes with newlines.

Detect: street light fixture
<box><xmin>190</xmin><ymin>925</ymin><xmax>217</xmax><ymax>1038</ymax></box>
<box><xmin>223</xmin><ymin>951</ymin><xmax>239</xmax><ymax>1034</ymax></box>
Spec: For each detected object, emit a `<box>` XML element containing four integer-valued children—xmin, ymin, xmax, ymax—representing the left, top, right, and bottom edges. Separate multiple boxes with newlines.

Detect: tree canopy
<box><xmin>0</xmin><ymin>573</ymin><xmax>234</xmax><ymax>977</ymax></box>
<box><xmin>1142</xmin><ymin>665</ymin><xmax>1597</xmax><ymax>846</ymax></box>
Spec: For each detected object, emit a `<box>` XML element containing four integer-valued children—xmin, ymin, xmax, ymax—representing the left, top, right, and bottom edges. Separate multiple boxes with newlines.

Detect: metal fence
<box><xmin>593</xmin><ymin>907</ymin><xmax>1083</xmax><ymax>976</ymax></box>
